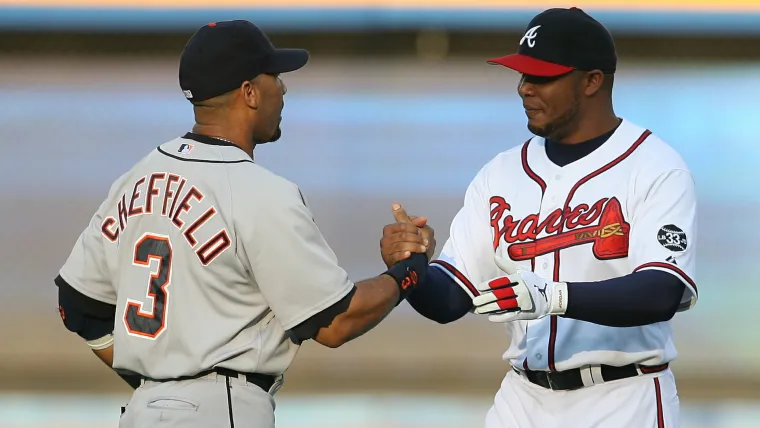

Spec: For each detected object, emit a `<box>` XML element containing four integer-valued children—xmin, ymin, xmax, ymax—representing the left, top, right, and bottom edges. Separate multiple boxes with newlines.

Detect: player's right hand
<box><xmin>472</xmin><ymin>255</ymin><xmax>567</xmax><ymax>323</ymax></box>
<box><xmin>393</xmin><ymin>204</ymin><xmax>436</xmax><ymax>261</ymax></box>
<box><xmin>380</xmin><ymin>203</ymin><xmax>435</xmax><ymax>269</ymax></box>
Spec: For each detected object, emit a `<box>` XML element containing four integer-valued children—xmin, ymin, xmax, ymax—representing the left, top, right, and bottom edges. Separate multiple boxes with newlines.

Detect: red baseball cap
<box><xmin>487</xmin><ymin>8</ymin><xmax>617</xmax><ymax>77</ymax></box>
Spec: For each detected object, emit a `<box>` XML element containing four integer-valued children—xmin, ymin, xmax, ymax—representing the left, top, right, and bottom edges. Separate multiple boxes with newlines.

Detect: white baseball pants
<box><xmin>485</xmin><ymin>368</ymin><xmax>679</xmax><ymax>428</ymax></box>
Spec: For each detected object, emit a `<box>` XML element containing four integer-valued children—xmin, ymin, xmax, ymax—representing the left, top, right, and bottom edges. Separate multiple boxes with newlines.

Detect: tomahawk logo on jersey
<box><xmin>490</xmin><ymin>195</ymin><xmax>630</xmax><ymax>262</ymax></box>
<box><xmin>431</xmin><ymin>119</ymin><xmax>698</xmax><ymax>371</ymax></box>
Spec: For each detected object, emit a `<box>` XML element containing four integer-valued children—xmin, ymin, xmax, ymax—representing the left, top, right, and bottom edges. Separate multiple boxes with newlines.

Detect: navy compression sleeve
<box><xmin>564</xmin><ymin>270</ymin><xmax>685</xmax><ymax>327</ymax></box>
<box><xmin>405</xmin><ymin>266</ymin><xmax>472</xmax><ymax>324</ymax></box>
<box><xmin>406</xmin><ymin>265</ymin><xmax>684</xmax><ymax>327</ymax></box>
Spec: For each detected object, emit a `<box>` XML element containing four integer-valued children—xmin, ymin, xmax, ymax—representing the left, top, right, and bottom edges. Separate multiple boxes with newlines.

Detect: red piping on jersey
<box><xmin>520</xmin><ymin>139</ymin><xmax>547</xmax><ymax>370</ymax></box>
<box><xmin>547</xmin><ymin>129</ymin><xmax>652</xmax><ymax>372</ymax></box>
<box><xmin>521</xmin><ymin>139</ymin><xmax>548</xmax><ymax>195</ymax></box>
<box><xmin>634</xmin><ymin>262</ymin><xmax>698</xmax><ymax>295</ymax></box>
<box><xmin>654</xmin><ymin>377</ymin><xmax>665</xmax><ymax>428</ymax></box>
<box><xmin>430</xmin><ymin>260</ymin><xmax>479</xmax><ymax>297</ymax></box>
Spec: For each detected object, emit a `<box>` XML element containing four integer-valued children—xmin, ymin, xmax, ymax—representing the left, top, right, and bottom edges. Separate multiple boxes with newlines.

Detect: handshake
<box><xmin>379</xmin><ymin>203</ymin><xmax>567</xmax><ymax>322</ymax></box>
<box><xmin>379</xmin><ymin>203</ymin><xmax>436</xmax><ymax>270</ymax></box>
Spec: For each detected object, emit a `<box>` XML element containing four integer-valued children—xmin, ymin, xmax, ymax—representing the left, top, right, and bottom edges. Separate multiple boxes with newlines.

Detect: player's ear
<box><xmin>240</xmin><ymin>79</ymin><xmax>259</xmax><ymax>110</ymax></box>
<box><xmin>583</xmin><ymin>70</ymin><xmax>604</xmax><ymax>97</ymax></box>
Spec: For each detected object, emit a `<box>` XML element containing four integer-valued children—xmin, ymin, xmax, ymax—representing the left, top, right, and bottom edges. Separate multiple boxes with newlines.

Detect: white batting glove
<box><xmin>473</xmin><ymin>255</ymin><xmax>569</xmax><ymax>323</ymax></box>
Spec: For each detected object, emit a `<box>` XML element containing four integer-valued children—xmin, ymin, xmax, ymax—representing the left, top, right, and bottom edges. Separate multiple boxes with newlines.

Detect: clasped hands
<box><xmin>379</xmin><ymin>203</ymin><xmax>436</xmax><ymax>270</ymax></box>
<box><xmin>378</xmin><ymin>203</ymin><xmax>567</xmax><ymax>322</ymax></box>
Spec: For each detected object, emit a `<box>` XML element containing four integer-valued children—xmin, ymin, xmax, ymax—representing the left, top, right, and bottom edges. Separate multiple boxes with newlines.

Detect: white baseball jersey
<box><xmin>431</xmin><ymin>118</ymin><xmax>698</xmax><ymax>372</ymax></box>
<box><xmin>58</xmin><ymin>134</ymin><xmax>354</xmax><ymax>379</ymax></box>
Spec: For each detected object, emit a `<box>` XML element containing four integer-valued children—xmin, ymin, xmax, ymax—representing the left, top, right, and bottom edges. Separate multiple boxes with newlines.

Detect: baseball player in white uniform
<box><xmin>55</xmin><ymin>20</ymin><xmax>433</xmax><ymax>428</ymax></box>
<box><xmin>381</xmin><ymin>8</ymin><xmax>697</xmax><ymax>428</ymax></box>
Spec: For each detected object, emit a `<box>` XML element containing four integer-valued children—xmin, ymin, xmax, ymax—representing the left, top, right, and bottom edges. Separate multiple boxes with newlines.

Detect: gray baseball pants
<box><xmin>118</xmin><ymin>371</ymin><xmax>280</xmax><ymax>428</ymax></box>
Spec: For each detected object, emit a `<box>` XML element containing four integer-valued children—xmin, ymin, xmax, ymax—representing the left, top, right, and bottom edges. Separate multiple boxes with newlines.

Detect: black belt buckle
<box><xmin>545</xmin><ymin>373</ymin><xmax>559</xmax><ymax>390</ymax></box>
<box><xmin>522</xmin><ymin>368</ymin><xmax>582</xmax><ymax>391</ymax></box>
<box><xmin>531</xmin><ymin>370</ymin><xmax>555</xmax><ymax>390</ymax></box>
<box><xmin>539</xmin><ymin>371</ymin><xmax>562</xmax><ymax>390</ymax></box>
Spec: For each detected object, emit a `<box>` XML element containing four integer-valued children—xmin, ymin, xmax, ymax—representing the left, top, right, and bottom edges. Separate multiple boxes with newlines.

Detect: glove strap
<box><xmin>548</xmin><ymin>282</ymin><xmax>569</xmax><ymax>315</ymax></box>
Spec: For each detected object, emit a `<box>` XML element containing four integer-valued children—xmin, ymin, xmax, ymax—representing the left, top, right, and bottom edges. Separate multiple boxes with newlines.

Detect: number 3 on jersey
<box><xmin>124</xmin><ymin>233</ymin><xmax>172</xmax><ymax>339</ymax></box>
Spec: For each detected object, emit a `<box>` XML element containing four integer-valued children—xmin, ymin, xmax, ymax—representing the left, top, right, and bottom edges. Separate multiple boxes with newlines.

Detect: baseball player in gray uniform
<box><xmin>54</xmin><ymin>20</ymin><xmax>433</xmax><ymax>428</ymax></box>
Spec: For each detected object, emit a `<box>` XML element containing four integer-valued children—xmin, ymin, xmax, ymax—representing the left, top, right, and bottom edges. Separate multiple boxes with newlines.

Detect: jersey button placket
<box><xmin>537</xmin><ymin>183</ymin><xmax>559</xmax><ymax>277</ymax></box>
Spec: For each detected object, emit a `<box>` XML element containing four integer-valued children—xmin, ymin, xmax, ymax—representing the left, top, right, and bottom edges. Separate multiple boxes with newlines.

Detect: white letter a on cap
<box><xmin>520</xmin><ymin>25</ymin><xmax>541</xmax><ymax>48</ymax></box>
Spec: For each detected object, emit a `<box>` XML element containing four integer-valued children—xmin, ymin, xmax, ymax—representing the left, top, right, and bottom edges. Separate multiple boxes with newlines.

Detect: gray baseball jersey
<box><xmin>58</xmin><ymin>133</ymin><xmax>354</xmax><ymax>380</ymax></box>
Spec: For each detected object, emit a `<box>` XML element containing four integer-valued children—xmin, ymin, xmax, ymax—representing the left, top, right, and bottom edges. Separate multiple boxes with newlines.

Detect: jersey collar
<box><xmin>182</xmin><ymin>132</ymin><xmax>239</xmax><ymax>148</ymax></box>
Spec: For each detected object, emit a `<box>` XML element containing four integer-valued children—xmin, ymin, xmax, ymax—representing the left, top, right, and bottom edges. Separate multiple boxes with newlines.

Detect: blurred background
<box><xmin>1</xmin><ymin>1</ymin><xmax>759</xmax><ymax>427</ymax></box>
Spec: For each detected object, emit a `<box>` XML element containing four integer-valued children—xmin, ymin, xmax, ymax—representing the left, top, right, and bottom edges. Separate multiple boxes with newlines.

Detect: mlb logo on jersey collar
<box><xmin>178</xmin><ymin>144</ymin><xmax>194</xmax><ymax>154</ymax></box>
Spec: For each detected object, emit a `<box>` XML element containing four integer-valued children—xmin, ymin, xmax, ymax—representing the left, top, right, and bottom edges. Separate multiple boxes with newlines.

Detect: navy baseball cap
<box><xmin>487</xmin><ymin>8</ymin><xmax>616</xmax><ymax>77</ymax></box>
<box><xmin>179</xmin><ymin>20</ymin><xmax>309</xmax><ymax>102</ymax></box>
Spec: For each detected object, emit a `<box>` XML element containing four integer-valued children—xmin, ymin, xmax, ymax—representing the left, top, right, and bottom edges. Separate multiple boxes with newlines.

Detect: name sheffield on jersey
<box><xmin>490</xmin><ymin>196</ymin><xmax>629</xmax><ymax>261</ymax></box>
<box><xmin>99</xmin><ymin>172</ymin><xmax>231</xmax><ymax>265</ymax></box>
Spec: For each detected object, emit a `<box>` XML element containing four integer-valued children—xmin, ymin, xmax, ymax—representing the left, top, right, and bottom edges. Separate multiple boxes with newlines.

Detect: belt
<box><xmin>514</xmin><ymin>363</ymin><xmax>669</xmax><ymax>391</ymax></box>
<box><xmin>140</xmin><ymin>368</ymin><xmax>276</xmax><ymax>393</ymax></box>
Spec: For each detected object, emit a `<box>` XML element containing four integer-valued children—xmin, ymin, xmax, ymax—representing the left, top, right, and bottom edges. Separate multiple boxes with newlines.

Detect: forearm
<box><xmin>563</xmin><ymin>270</ymin><xmax>685</xmax><ymax>327</ymax></box>
<box><xmin>57</xmin><ymin>277</ymin><xmax>139</xmax><ymax>388</ymax></box>
<box><xmin>90</xmin><ymin>345</ymin><xmax>140</xmax><ymax>389</ymax></box>
<box><xmin>312</xmin><ymin>253</ymin><xmax>428</xmax><ymax>347</ymax></box>
<box><xmin>328</xmin><ymin>275</ymin><xmax>400</xmax><ymax>343</ymax></box>
<box><xmin>93</xmin><ymin>345</ymin><xmax>114</xmax><ymax>367</ymax></box>
<box><xmin>406</xmin><ymin>265</ymin><xmax>472</xmax><ymax>324</ymax></box>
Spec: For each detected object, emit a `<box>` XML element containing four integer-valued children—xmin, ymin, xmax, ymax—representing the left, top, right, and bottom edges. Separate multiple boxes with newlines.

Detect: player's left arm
<box><xmin>624</xmin><ymin>168</ymin><xmax>698</xmax><ymax>310</ymax></box>
<box><xmin>475</xmin><ymin>168</ymin><xmax>697</xmax><ymax>327</ymax></box>
<box><xmin>57</xmin><ymin>274</ymin><xmax>141</xmax><ymax>389</ymax></box>
<box><xmin>563</xmin><ymin>168</ymin><xmax>698</xmax><ymax>325</ymax></box>
<box><xmin>55</xmin><ymin>191</ymin><xmax>140</xmax><ymax>389</ymax></box>
<box><xmin>56</xmin><ymin>274</ymin><xmax>116</xmax><ymax>363</ymax></box>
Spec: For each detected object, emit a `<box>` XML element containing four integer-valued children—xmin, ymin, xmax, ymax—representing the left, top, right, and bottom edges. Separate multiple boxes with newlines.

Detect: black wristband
<box><xmin>383</xmin><ymin>253</ymin><xmax>429</xmax><ymax>305</ymax></box>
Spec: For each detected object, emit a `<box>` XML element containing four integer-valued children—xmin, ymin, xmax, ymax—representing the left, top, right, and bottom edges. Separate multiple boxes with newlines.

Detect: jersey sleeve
<box><xmin>238</xmin><ymin>179</ymin><xmax>354</xmax><ymax>331</ymax></box>
<box><xmin>58</xmin><ymin>197</ymin><xmax>117</xmax><ymax>305</ymax></box>
<box><xmin>628</xmin><ymin>168</ymin><xmax>698</xmax><ymax>311</ymax></box>
<box><xmin>430</xmin><ymin>167</ymin><xmax>498</xmax><ymax>299</ymax></box>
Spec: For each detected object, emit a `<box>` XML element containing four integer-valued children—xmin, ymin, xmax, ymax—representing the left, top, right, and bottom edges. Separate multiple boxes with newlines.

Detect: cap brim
<box><xmin>486</xmin><ymin>54</ymin><xmax>573</xmax><ymax>77</ymax></box>
<box><xmin>263</xmin><ymin>48</ymin><xmax>309</xmax><ymax>74</ymax></box>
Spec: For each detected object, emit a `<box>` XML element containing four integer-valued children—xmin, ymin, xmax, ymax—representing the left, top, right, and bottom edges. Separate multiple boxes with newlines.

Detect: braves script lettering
<box><xmin>490</xmin><ymin>196</ymin><xmax>630</xmax><ymax>260</ymax></box>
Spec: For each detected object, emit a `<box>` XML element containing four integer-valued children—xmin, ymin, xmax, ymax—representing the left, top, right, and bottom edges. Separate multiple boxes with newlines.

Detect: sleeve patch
<box><xmin>657</xmin><ymin>224</ymin><xmax>687</xmax><ymax>252</ymax></box>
